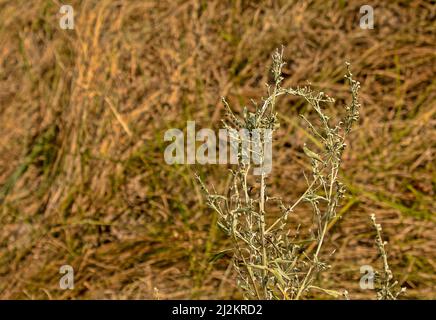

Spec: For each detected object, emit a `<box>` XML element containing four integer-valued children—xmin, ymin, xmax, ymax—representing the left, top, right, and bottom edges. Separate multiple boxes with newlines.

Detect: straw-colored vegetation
<box><xmin>0</xmin><ymin>0</ymin><xmax>434</xmax><ymax>299</ymax></box>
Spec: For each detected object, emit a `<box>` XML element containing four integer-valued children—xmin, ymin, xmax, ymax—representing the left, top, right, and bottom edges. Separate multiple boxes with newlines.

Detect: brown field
<box><xmin>0</xmin><ymin>0</ymin><xmax>434</xmax><ymax>299</ymax></box>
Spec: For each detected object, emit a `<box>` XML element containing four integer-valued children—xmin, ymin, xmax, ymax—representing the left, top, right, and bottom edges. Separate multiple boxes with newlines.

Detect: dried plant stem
<box><xmin>259</xmin><ymin>172</ymin><xmax>268</xmax><ymax>296</ymax></box>
<box><xmin>370</xmin><ymin>214</ymin><xmax>406</xmax><ymax>300</ymax></box>
<box><xmin>196</xmin><ymin>48</ymin><xmax>397</xmax><ymax>300</ymax></box>
<box><xmin>266</xmin><ymin>178</ymin><xmax>317</xmax><ymax>233</ymax></box>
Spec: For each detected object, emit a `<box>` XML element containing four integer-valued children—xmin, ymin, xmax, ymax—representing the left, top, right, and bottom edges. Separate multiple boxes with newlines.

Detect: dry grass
<box><xmin>0</xmin><ymin>0</ymin><xmax>434</xmax><ymax>299</ymax></box>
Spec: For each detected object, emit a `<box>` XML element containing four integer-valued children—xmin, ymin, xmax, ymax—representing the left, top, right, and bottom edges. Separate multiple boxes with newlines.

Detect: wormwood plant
<box><xmin>370</xmin><ymin>214</ymin><xmax>406</xmax><ymax>300</ymax></box>
<box><xmin>196</xmin><ymin>48</ymin><xmax>401</xmax><ymax>299</ymax></box>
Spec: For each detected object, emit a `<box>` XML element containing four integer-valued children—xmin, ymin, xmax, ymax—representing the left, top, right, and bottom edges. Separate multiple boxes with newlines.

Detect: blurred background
<box><xmin>0</xmin><ymin>0</ymin><xmax>434</xmax><ymax>299</ymax></box>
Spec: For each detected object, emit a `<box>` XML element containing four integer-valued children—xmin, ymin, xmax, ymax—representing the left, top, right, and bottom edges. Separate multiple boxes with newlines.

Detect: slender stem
<box><xmin>296</xmin><ymin>164</ymin><xmax>338</xmax><ymax>299</ymax></box>
<box><xmin>242</xmin><ymin>165</ymin><xmax>250</xmax><ymax>204</ymax></box>
<box><xmin>259</xmin><ymin>171</ymin><xmax>268</xmax><ymax>297</ymax></box>
<box><xmin>266</xmin><ymin>178</ymin><xmax>318</xmax><ymax>233</ymax></box>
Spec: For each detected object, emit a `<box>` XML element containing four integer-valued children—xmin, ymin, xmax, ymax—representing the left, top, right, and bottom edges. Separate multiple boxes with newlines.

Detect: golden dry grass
<box><xmin>0</xmin><ymin>0</ymin><xmax>434</xmax><ymax>299</ymax></box>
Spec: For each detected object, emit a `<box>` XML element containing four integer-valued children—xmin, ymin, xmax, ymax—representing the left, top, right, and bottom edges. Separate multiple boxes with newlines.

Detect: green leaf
<box><xmin>208</xmin><ymin>249</ymin><xmax>232</xmax><ymax>263</ymax></box>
